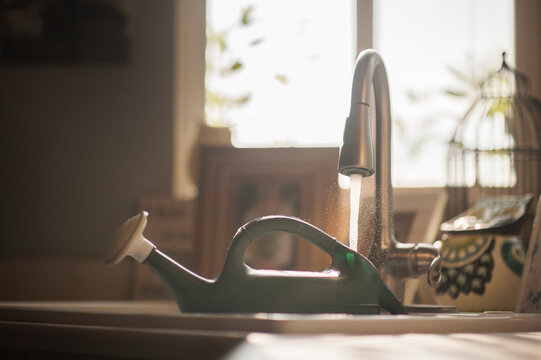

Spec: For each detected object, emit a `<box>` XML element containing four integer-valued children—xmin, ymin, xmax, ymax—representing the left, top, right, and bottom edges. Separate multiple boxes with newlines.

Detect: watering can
<box><xmin>106</xmin><ymin>211</ymin><xmax>407</xmax><ymax>315</ymax></box>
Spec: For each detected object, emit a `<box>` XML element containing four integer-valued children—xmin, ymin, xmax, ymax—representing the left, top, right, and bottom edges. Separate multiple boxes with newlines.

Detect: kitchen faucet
<box><xmin>338</xmin><ymin>49</ymin><xmax>441</xmax><ymax>299</ymax></box>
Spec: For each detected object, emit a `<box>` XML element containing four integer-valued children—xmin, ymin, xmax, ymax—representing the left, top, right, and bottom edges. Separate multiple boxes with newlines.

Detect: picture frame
<box><xmin>196</xmin><ymin>146</ymin><xmax>340</xmax><ymax>278</ymax></box>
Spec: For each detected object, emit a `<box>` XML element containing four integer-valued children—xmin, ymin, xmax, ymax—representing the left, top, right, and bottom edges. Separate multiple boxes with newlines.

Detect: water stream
<box><xmin>349</xmin><ymin>174</ymin><xmax>363</xmax><ymax>252</ymax></box>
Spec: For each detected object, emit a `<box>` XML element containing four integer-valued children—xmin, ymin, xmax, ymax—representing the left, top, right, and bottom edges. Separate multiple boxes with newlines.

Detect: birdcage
<box><xmin>446</xmin><ymin>53</ymin><xmax>541</xmax><ymax>240</ymax></box>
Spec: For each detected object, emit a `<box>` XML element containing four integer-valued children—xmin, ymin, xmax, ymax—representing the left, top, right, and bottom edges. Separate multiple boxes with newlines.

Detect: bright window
<box><xmin>205</xmin><ymin>0</ymin><xmax>515</xmax><ymax>186</ymax></box>
<box><xmin>374</xmin><ymin>0</ymin><xmax>515</xmax><ymax>186</ymax></box>
<box><xmin>205</xmin><ymin>0</ymin><xmax>356</xmax><ymax>147</ymax></box>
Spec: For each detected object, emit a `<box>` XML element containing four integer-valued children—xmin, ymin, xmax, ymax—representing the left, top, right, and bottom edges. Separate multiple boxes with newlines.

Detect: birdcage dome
<box><xmin>447</xmin><ymin>53</ymin><xmax>541</xmax><ymax>214</ymax></box>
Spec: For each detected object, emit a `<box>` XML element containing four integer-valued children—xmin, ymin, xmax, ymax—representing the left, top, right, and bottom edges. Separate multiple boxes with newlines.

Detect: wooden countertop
<box><xmin>224</xmin><ymin>332</ymin><xmax>541</xmax><ymax>360</ymax></box>
<box><xmin>1</xmin><ymin>301</ymin><xmax>541</xmax><ymax>359</ymax></box>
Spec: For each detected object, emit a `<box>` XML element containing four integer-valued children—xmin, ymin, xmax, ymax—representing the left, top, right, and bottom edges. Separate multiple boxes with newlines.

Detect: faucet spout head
<box><xmin>338</xmin><ymin>104</ymin><xmax>375</xmax><ymax>177</ymax></box>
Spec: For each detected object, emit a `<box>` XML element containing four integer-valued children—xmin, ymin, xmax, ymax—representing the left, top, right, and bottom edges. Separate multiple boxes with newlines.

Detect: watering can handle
<box><xmin>223</xmin><ymin>215</ymin><xmax>344</xmax><ymax>272</ymax></box>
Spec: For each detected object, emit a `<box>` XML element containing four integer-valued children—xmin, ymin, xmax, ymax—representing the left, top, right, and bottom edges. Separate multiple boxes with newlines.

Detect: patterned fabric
<box><xmin>437</xmin><ymin>238</ymin><xmax>495</xmax><ymax>299</ymax></box>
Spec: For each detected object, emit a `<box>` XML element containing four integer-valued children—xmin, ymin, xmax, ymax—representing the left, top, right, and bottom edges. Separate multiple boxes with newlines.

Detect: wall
<box><xmin>0</xmin><ymin>1</ymin><xmax>176</xmax><ymax>299</ymax></box>
<box><xmin>516</xmin><ymin>0</ymin><xmax>541</xmax><ymax>99</ymax></box>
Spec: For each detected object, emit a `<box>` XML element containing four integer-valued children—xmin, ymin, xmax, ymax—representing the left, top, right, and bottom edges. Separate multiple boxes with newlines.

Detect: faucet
<box><xmin>338</xmin><ymin>49</ymin><xmax>441</xmax><ymax>299</ymax></box>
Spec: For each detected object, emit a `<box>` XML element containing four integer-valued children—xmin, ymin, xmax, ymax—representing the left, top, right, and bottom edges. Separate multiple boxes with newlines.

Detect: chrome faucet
<box><xmin>339</xmin><ymin>49</ymin><xmax>441</xmax><ymax>299</ymax></box>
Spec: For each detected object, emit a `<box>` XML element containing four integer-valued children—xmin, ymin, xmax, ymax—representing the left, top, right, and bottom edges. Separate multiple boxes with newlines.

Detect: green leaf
<box><xmin>249</xmin><ymin>37</ymin><xmax>265</xmax><ymax>47</ymax></box>
<box><xmin>230</xmin><ymin>61</ymin><xmax>243</xmax><ymax>71</ymax></box>
<box><xmin>487</xmin><ymin>99</ymin><xmax>510</xmax><ymax>116</ymax></box>
<box><xmin>241</xmin><ymin>5</ymin><xmax>254</xmax><ymax>25</ymax></box>
<box><xmin>207</xmin><ymin>31</ymin><xmax>228</xmax><ymax>52</ymax></box>
<box><xmin>206</xmin><ymin>89</ymin><xmax>251</xmax><ymax>109</ymax></box>
<box><xmin>218</xmin><ymin>36</ymin><xmax>227</xmax><ymax>52</ymax></box>
<box><xmin>444</xmin><ymin>89</ymin><xmax>468</xmax><ymax>97</ymax></box>
<box><xmin>274</xmin><ymin>74</ymin><xmax>288</xmax><ymax>84</ymax></box>
<box><xmin>219</xmin><ymin>61</ymin><xmax>244</xmax><ymax>76</ymax></box>
<box><xmin>234</xmin><ymin>94</ymin><xmax>251</xmax><ymax>105</ymax></box>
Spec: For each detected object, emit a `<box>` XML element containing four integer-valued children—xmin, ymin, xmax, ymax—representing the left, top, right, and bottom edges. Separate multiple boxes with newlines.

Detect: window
<box><xmin>374</xmin><ymin>0</ymin><xmax>515</xmax><ymax>186</ymax></box>
<box><xmin>204</xmin><ymin>0</ymin><xmax>515</xmax><ymax>186</ymax></box>
<box><xmin>205</xmin><ymin>0</ymin><xmax>356</xmax><ymax>147</ymax></box>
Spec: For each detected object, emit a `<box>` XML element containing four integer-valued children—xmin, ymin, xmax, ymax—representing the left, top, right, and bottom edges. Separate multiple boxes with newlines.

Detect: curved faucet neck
<box><xmin>349</xmin><ymin>50</ymin><xmax>394</xmax><ymax>261</ymax></box>
<box><xmin>339</xmin><ymin>50</ymin><xmax>442</xmax><ymax>299</ymax></box>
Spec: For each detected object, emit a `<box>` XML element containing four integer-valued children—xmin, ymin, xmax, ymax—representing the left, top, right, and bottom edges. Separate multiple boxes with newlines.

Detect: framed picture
<box><xmin>196</xmin><ymin>146</ymin><xmax>340</xmax><ymax>278</ymax></box>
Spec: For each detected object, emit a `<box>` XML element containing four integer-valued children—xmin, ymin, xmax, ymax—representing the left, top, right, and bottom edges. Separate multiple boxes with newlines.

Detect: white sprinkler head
<box><xmin>105</xmin><ymin>211</ymin><xmax>155</xmax><ymax>266</ymax></box>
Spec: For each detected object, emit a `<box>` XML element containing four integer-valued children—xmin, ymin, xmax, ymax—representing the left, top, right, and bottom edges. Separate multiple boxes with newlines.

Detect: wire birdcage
<box><xmin>446</xmin><ymin>53</ymin><xmax>541</xmax><ymax>238</ymax></box>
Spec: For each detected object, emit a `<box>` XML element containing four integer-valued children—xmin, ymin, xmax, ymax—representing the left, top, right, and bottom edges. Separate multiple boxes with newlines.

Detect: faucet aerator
<box><xmin>338</xmin><ymin>167</ymin><xmax>374</xmax><ymax>177</ymax></box>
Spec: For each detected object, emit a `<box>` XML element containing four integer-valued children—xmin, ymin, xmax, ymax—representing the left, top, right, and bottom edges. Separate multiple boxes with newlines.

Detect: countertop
<box><xmin>1</xmin><ymin>301</ymin><xmax>541</xmax><ymax>359</ymax></box>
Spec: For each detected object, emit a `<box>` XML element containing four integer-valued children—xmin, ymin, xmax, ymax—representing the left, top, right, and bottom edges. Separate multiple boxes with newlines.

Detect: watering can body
<box><xmin>107</xmin><ymin>213</ymin><xmax>407</xmax><ymax>315</ymax></box>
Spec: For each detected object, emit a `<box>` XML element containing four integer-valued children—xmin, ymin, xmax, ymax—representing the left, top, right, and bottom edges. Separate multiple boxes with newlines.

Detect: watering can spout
<box><xmin>105</xmin><ymin>211</ymin><xmax>213</xmax><ymax>312</ymax></box>
<box><xmin>144</xmin><ymin>248</ymin><xmax>214</xmax><ymax>311</ymax></box>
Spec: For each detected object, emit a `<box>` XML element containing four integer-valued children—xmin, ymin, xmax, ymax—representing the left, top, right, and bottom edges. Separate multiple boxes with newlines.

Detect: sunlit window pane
<box><xmin>206</xmin><ymin>0</ymin><xmax>356</xmax><ymax>147</ymax></box>
<box><xmin>205</xmin><ymin>0</ymin><xmax>515</xmax><ymax>188</ymax></box>
<box><xmin>374</xmin><ymin>0</ymin><xmax>515</xmax><ymax>186</ymax></box>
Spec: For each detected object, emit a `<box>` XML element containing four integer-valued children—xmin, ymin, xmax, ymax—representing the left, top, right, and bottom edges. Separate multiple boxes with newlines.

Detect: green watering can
<box><xmin>106</xmin><ymin>211</ymin><xmax>406</xmax><ymax>315</ymax></box>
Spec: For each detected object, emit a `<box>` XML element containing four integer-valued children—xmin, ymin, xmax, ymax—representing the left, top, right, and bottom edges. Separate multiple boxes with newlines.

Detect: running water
<box><xmin>349</xmin><ymin>174</ymin><xmax>362</xmax><ymax>251</ymax></box>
